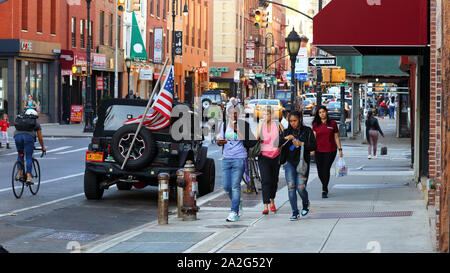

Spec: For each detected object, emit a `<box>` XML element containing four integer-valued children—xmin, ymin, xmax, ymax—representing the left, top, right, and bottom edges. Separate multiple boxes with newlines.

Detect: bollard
<box><xmin>176</xmin><ymin>169</ymin><xmax>185</xmax><ymax>218</ymax></box>
<box><xmin>158</xmin><ymin>173</ymin><xmax>170</xmax><ymax>225</ymax></box>
<box><xmin>181</xmin><ymin>160</ymin><xmax>199</xmax><ymax>221</ymax></box>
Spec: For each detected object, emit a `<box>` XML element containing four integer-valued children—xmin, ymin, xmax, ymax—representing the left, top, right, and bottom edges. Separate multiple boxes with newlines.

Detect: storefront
<box><xmin>0</xmin><ymin>39</ymin><xmax>60</xmax><ymax>124</ymax></box>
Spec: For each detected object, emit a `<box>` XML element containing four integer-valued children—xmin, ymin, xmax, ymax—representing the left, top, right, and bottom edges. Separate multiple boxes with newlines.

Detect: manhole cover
<box><xmin>205</xmin><ymin>225</ymin><xmax>249</xmax><ymax>229</ymax></box>
<box><xmin>45</xmin><ymin>232</ymin><xmax>99</xmax><ymax>241</ymax></box>
<box><xmin>302</xmin><ymin>211</ymin><xmax>413</xmax><ymax>220</ymax></box>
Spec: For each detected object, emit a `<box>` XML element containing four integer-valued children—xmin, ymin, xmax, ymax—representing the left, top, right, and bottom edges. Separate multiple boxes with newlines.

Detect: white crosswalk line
<box><xmin>56</xmin><ymin>147</ymin><xmax>88</xmax><ymax>155</ymax></box>
<box><xmin>45</xmin><ymin>146</ymin><xmax>72</xmax><ymax>153</ymax></box>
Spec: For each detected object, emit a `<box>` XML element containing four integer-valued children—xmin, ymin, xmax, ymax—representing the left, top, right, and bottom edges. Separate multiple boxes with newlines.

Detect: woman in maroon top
<box><xmin>312</xmin><ymin>105</ymin><xmax>343</xmax><ymax>198</ymax></box>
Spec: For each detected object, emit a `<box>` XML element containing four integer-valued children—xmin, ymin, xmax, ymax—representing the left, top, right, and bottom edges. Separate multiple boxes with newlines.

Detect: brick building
<box><xmin>0</xmin><ymin>0</ymin><xmax>61</xmax><ymax>123</ymax></box>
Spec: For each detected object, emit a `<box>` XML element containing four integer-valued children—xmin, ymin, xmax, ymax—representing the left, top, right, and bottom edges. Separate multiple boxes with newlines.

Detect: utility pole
<box><xmin>114</xmin><ymin>4</ymin><xmax>119</xmax><ymax>98</ymax></box>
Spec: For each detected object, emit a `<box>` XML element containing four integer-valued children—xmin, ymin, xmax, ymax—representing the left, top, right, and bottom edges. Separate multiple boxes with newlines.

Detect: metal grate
<box><xmin>45</xmin><ymin>232</ymin><xmax>99</xmax><ymax>241</ymax></box>
<box><xmin>302</xmin><ymin>211</ymin><xmax>413</xmax><ymax>220</ymax></box>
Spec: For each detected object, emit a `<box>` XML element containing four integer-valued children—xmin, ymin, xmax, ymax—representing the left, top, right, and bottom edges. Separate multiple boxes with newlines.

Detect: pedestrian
<box><xmin>280</xmin><ymin>110</ymin><xmax>289</xmax><ymax>129</ymax></box>
<box><xmin>388</xmin><ymin>96</ymin><xmax>395</xmax><ymax>119</ymax></box>
<box><xmin>255</xmin><ymin>106</ymin><xmax>284</xmax><ymax>214</ymax></box>
<box><xmin>125</xmin><ymin>90</ymin><xmax>137</xmax><ymax>99</ymax></box>
<box><xmin>24</xmin><ymin>94</ymin><xmax>38</xmax><ymax>111</ymax></box>
<box><xmin>366</xmin><ymin>110</ymin><xmax>384</xmax><ymax>159</ymax></box>
<box><xmin>312</xmin><ymin>105</ymin><xmax>344</xmax><ymax>198</ymax></box>
<box><xmin>0</xmin><ymin>113</ymin><xmax>11</xmax><ymax>149</ymax></box>
<box><xmin>217</xmin><ymin>105</ymin><xmax>256</xmax><ymax>222</ymax></box>
<box><xmin>280</xmin><ymin>111</ymin><xmax>316</xmax><ymax>220</ymax></box>
<box><xmin>379</xmin><ymin>99</ymin><xmax>386</xmax><ymax>119</ymax></box>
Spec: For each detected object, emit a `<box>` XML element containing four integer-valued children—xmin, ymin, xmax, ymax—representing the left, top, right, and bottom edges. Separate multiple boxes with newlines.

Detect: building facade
<box><xmin>0</xmin><ymin>0</ymin><xmax>61</xmax><ymax>124</ymax></box>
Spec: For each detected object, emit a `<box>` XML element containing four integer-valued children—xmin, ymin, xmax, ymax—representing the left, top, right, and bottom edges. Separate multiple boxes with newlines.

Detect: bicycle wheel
<box><xmin>251</xmin><ymin>158</ymin><xmax>262</xmax><ymax>191</ymax></box>
<box><xmin>12</xmin><ymin>161</ymin><xmax>25</xmax><ymax>199</ymax></box>
<box><xmin>29</xmin><ymin>159</ymin><xmax>40</xmax><ymax>195</ymax></box>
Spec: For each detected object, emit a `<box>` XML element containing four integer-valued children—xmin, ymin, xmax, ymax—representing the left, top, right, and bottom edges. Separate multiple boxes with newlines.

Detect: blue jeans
<box><xmin>14</xmin><ymin>134</ymin><xmax>35</xmax><ymax>174</ymax></box>
<box><xmin>222</xmin><ymin>158</ymin><xmax>245</xmax><ymax>214</ymax></box>
<box><xmin>285</xmin><ymin>161</ymin><xmax>310</xmax><ymax>214</ymax></box>
<box><xmin>389</xmin><ymin>105</ymin><xmax>395</xmax><ymax>119</ymax></box>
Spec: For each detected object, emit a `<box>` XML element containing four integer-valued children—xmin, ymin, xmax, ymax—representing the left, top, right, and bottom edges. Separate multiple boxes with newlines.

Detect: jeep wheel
<box><xmin>111</xmin><ymin>124</ymin><xmax>156</xmax><ymax>170</ymax></box>
<box><xmin>117</xmin><ymin>182</ymin><xmax>133</xmax><ymax>191</ymax></box>
<box><xmin>198</xmin><ymin>158</ymin><xmax>215</xmax><ymax>197</ymax></box>
<box><xmin>202</xmin><ymin>99</ymin><xmax>212</xmax><ymax>110</ymax></box>
<box><xmin>84</xmin><ymin>169</ymin><xmax>104</xmax><ymax>200</ymax></box>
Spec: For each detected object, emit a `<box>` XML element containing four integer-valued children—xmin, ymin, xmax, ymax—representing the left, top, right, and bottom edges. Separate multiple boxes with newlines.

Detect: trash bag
<box><xmin>336</xmin><ymin>157</ymin><xmax>348</xmax><ymax>177</ymax></box>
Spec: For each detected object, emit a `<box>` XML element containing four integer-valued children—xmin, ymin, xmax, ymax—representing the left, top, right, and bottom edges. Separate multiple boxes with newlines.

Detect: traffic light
<box><xmin>259</xmin><ymin>0</ymin><xmax>269</xmax><ymax>8</ymax></box>
<box><xmin>254</xmin><ymin>8</ymin><xmax>262</xmax><ymax>27</ymax></box>
<box><xmin>331</xmin><ymin>68</ymin><xmax>346</xmax><ymax>83</ymax></box>
<box><xmin>117</xmin><ymin>0</ymin><xmax>125</xmax><ymax>11</ymax></box>
<box><xmin>72</xmin><ymin>65</ymin><xmax>87</xmax><ymax>76</ymax></box>
<box><xmin>260</xmin><ymin>10</ymin><xmax>269</xmax><ymax>28</ymax></box>
<box><xmin>322</xmin><ymin>68</ymin><xmax>331</xmax><ymax>83</ymax></box>
<box><xmin>131</xmin><ymin>0</ymin><xmax>141</xmax><ymax>11</ymax></box>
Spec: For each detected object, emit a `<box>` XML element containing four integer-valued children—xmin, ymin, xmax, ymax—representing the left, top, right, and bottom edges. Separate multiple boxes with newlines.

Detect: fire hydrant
<box><xmin>180</xmin><ymin>160</ymin><xmax>199</xmax><ymax>221</ymax></box>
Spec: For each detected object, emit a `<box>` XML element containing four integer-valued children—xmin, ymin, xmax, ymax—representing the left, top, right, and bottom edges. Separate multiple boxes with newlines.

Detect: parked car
<box><xmin>201</xmin><ymin>90</ymin><xmax>224</xmax><ymax>110</ymax></box>
<box><xmin>326</xmin><ymin>101</ymin><xmax>350</xmax><ymax>121</ymax></box>
<box><xmin>304</xmin><ymin>93</ymin><xmax>317</xmax><ymax>100</ymax></box>
<box><xmin>254</xmin><ymin>99</ymin><xmax>284</xmax><ymax>119</ymax></box>
<box><xmin>83</xmin><ymin>99</ymin><xmax>215</xmax><ymax>200</ymax></box>
<box><xmin>321</xmin><ymin>94</ymin><xmax>337</xmax><ymax>105</ymax></box>
<box><xmin>245</xmin><ymin>99</ymin><xmax>260</xmax><ymax>115</ymax></box>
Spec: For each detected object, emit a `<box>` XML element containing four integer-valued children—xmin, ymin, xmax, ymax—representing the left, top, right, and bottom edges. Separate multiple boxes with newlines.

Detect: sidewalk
<box><xmin>6</xmin><ymin>123</ymin><xmax>92</xmax><ymax>138</ymax></box>
<box><xmin>81</xmin><ymin>118</ymin><xmax>435</xmax><ymax>253</ymax></box>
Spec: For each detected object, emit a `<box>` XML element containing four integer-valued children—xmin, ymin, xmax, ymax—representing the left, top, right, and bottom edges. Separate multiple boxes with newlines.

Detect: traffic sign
<box><xmin>308</xmin><ymin>57</ymin><xmax>337</xmax><ymax>67</ymax></box>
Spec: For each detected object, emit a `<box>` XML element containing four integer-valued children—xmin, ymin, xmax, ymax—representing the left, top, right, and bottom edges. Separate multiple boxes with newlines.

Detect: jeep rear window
<box><xmin>103</xmin><ymin>105</ymin><xmax>148</xmax><ymax>131</ymax></box>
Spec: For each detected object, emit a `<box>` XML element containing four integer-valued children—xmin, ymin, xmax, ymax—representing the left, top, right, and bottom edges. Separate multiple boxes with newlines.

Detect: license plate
<box><xmin>86</xmin><ymin>151</ymin><xmax>104</xmax><ymax>162</ymax></box>
<box><xmin>334</xmin><ymin>110</ymin><xmax>339</xmax><ymax>113</ymax></box>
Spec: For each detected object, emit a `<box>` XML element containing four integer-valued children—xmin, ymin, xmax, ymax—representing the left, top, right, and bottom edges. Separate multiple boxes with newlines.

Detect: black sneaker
<box><xmin>322</xmin><ymin>192</ymin><xmax>328</xmax><ymax>198</ymax></box>
<box><xmin>290</xmin><ymin>213</ymin><xmax>300</xmax><ymax>221</ymax></box>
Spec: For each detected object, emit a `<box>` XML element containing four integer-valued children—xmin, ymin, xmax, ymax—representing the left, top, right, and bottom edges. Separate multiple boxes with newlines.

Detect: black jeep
<box><xmin>83</xmin><ymin>99</ymin><xmax>215</xmax><ymax>200</ymax></box>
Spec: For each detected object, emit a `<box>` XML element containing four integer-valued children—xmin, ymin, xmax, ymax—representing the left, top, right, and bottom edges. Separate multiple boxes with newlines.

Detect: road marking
<box><xmin>46</xmin><ymin>146</ymin><xmax>72</xmax><ymax>153</ymax></box>
<box><xmin>0</xmin><ymin>172</ymin><xmax>84</xmax><ymax>193</ymax></box>
<box><xmin>56</xmin><ymin>147</ymin><xmax>88</xmax><ymax>155</ymax></box>
<box><xmin>0</xmin><ymin>193</ymin><xmax>85</xmax><ymax>219</ymax></box>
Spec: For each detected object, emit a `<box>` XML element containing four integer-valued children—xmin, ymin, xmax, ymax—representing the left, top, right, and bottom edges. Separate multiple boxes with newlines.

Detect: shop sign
<box><xmin>139</xmin><ymin>69</ymin><xmax>153</xmax><ymax>80</ymax></box>
<box><xmin>245</xmin><ymin>41</ymin><xmax>255</xmax><ymax>65</ymax></box>
<box><xmin>20</xmin><ymin>42</ymin><xmax>32</xmax><ymax>52</ymax></box>
<box><xmin>96</xmin><ymin>76</ymin><xmax>103</xmax><ymax>90</ymax></box>
<box><xmin>154</xmin><ymin>28</ymin><xmax>163</xmax><ymax>63</ymax></box>
<box><xmin>174</xmin><ymin>31</ymin><xmax>183</xmax><ymax>55</ymax></box>
<box><xmin>209</xmin><ymin>67</ymin><xmax>229</xmax><ymax>77</ymax></box>
<box><xmin>70</xmin><ymin>105</ymin><xmax>83</xmax><ymax>123</ymax></box>
<box><xmin>234</xmin><ymin>71</ymin><xmax>240</xmax><ymax>83</ymax></box>
<box><xmin>92</xmin><ymin>53</ymin><xmax>107</xmax><ymax>70</ymax></box>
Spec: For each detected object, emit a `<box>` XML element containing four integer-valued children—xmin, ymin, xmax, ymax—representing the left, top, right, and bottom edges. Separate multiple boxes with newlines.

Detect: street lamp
<box><xmin>285</xmin><ymin>28</ymin><xmax>301</xmax><ymax>110</ymax></box>
<box><xmin>183</xmin><ymin>1</ymin><xmax>189</xmax><ymax>16</ymax></box>
<box><xmin>125</xmin><ymin>58</ymin><xmax>132</xmax><ymax>95</ymax></box>
<box><xmin>83</xmin><ymin>0</ymin><xmax>94</xmax><ymax>133</ymax></box>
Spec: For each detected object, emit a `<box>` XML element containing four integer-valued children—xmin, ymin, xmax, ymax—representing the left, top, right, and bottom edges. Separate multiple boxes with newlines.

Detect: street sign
<box><xmin>308</xmin><ymin>57</ymin><xmax>337</xmax><ymax>67</ymax></box>
<box><xmin>174</xmin><ymin>31</ymin><xmax>183</xmax><ymax>56</ymax></box>
<box><xmin>295</xmin><ymin>47</ymin><xmax>308</xmax><ymax>74</ymax></box>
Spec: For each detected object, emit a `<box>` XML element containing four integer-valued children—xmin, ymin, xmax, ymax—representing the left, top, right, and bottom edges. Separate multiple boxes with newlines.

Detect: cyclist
<box><xmin>14</xmin><ymin>109</ymin><xmax>46</xmax><ymax>184</ymax></box>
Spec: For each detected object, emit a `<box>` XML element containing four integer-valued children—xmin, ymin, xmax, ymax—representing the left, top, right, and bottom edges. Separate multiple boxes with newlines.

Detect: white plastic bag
<box><xmin>336</xmin><ymin>157</ymin><xmax>348</xmax><ymax>177</ymax></box>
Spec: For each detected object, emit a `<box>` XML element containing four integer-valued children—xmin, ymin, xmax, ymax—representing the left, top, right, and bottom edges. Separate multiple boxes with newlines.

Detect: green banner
<box><xmin>130</xmin><ymin>12</ymin><xmax>148</xmax><ymax>61</ymax></box>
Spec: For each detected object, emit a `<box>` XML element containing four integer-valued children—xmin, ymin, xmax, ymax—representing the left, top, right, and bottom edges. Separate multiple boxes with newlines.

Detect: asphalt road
<box><xmin>0</xmin><ymin>116</ymin><xmax>315</xmax><ymax>253</ymax></box>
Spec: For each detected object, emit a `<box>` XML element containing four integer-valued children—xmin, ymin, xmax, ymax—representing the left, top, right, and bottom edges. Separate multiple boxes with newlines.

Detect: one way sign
<box><xmin>308</xmin><ymin>57</ymin><xmax>337</xmax><ymax>67</ymax></box>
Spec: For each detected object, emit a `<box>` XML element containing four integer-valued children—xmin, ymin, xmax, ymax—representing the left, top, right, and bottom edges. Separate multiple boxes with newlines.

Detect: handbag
<box><xmin>381</xmin><ymin>146</ymin><xmax>387</xmax><ymax>155</ymax></box>
<box><xmin>248</xmin><ymin>139</ymin><xmax>261</xmax><ymax>157</ymax></box>
<box><xmin>296</xmin><ymin>142</ymin><xmax>308</xmax><ymax>176</ymax></box>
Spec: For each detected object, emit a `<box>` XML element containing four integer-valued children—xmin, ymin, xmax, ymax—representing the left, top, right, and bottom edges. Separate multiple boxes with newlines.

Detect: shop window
<box><xmin>0</xmin><ymin>60</ymin><xmax>8</xmax><ymax>113</ymax></box>
<box><xmin>24</xmin><ymin>61</ymin><xmax>49</xmax><ymax>114</ymax></box>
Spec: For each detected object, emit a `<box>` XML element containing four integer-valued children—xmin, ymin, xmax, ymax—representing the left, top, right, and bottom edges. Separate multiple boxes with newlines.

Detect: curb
<box><xmin>43</xmin><ymin>135</ymin><xmax>92</xmax><ymax>139</ymax></box>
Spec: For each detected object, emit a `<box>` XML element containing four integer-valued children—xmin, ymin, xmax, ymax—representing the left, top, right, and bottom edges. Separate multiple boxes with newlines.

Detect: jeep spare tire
<box><xmin>111</xmin><ymin>124</ymin><xmax>156</xmax><ymax>170</ymax></box>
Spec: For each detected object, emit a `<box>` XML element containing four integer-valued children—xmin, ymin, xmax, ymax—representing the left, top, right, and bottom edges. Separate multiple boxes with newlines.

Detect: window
<box><xmin>24</xmin><ymin>61</ymin><xmax>49</xmax><ymax>114</ymax></box>
<box><xmin>166</xmin><ymin>30</ymin><xmax>169</xmax><ymax>54</ymax></box>
<box><xmin>80</xmin><ymin>20</ymin><xmax>85</xmax><ymax>48</ymax></box>
<box><xmin>198</xmin><ymin>29</ymin><xmax>201</xmax><ymax>48</ymax></box>
<box><xmin>163</xmin><ymin>0</ymin><xmax>166</xmax><ymax>19</ymax></box>
<box><xmin>89</xmin><ymin>21</ymin><xmax>93</xmax><ymax>49</ymax></box>
<box><xmin>157</xmin><ymin>0</ymin><xmax>160</xmax><ymax>17</ymax></box>
<box><xmin>37</xmin><ymin>0</ymin><xmax>43</xmax><ymax>32</ymax></box>
<box><xmin>50</xmin><ymin>0</ymin><xmax>56</xmax><ymax>34</ymax></box>
<box><xmin>100</xmin><ymin>11</ymin><xmax>105</xmax><ymax>45</ymax></box>
<box><xmin>22</xmin><ymin>0</ymin><xmax>28</xmax><ymax>30</ymax></box>
<box><xmin>109</xmin><ymin>14</ymin><xmax>113</xmax><ymax>46</ymax></box>
<box><xmin>71</xmin><ymin>17</ymin><xmax>76</xmax><ymax>48</ymax></box>
<box><xmin>149</xmin><ymin>32</ymin><xmax>153</xmax><ymax>60</ymax></box>
<box><xmin>192</xmin><ymin>27</ymin><xmax>195</xmax><ymax>46</ymax></box>
<box><xmin>150</xmin><ymin>0</ymin><xmax>154</xmax><ymax>15</ymax></box>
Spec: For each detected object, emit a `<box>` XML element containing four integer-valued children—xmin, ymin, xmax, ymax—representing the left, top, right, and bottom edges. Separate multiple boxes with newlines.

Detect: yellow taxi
<box><xmin>254</xmin><ymin>99</ymin><xmax>285</xmax><ymax>119</ymax></box>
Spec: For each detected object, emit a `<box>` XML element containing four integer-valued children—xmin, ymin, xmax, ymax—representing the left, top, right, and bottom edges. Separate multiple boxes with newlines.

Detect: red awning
<box><xmin>313</xmin><ymin>0</ymin><xmax>428</xmax><ymax>56</ymax></box>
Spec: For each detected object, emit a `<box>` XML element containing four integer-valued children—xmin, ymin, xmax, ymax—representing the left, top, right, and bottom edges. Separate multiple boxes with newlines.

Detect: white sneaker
<box><xmin>226</xmin><ymin>211</ymin><xmax>239</xmax><ymax>222</ymax></box>
<box><xmin>368</xmin><ymin>155</ymin><xmax>372</xmax><ymax>159</ymax></box>
<box><xmin>372</xmin><ymin>155</ymin><xmax>377</xmax><ymax>159</ymax></box>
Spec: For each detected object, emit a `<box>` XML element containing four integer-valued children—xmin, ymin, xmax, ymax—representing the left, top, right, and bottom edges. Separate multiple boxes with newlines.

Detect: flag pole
<box><xmin>121</xmin><ymin>57</ymin><xmax>171</xmax><ymax>170</ymax></box>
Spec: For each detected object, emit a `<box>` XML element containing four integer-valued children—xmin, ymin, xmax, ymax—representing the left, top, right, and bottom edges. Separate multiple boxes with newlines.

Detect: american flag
<box><xmin>124</xmin><ymin>66</ymin><xmax>174</xmax><ymax>130</ymax></box>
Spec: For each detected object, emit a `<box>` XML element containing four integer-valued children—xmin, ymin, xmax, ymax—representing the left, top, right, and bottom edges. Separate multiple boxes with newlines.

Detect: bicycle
<box><xmin>12</xmin><ymin>147</ymin><xmax>45</xmax><ymax>199</ymax></box>
<box><xmin>242</xmin><ymin>155</ymin><xmax>261</xmax><ymax>194</ymax></box>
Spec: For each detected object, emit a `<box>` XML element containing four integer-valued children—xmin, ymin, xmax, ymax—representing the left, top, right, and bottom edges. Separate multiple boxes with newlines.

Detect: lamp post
<box><xmin>125</xmin><ymin>58</ymin><xmax>131</xmax><ymax>96</ymax></box>
<box><xmin>171</xmin><ymin>0</ymin><xmax>188</xmax><ymax>99</ymax></box>
<box><xmin>285</xmin><ymin>28</ymin><xmax>301</xmax><ymax>111</ymax></box>
<box><xmin>83</xmin><ymin>0</ymin><xmax>94</xmax><ymax>132</ymax></box>
<box><xmin>265</xmin><ymin>33</ymin><xmax>274</xmax><ymax>98</ymax></box>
